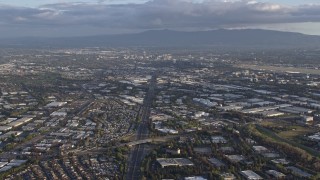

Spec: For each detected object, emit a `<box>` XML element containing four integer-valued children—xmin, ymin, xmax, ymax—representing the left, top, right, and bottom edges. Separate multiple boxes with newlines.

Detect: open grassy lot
<box><xmin>256</xmin><ymin>125</ymin><xmax>319</xmax><ymax>156</ymax></box>
<box><xmin>260</xmin><ymin>120</ymin><xmax>317</xmax><ymax>140</ymax></box>
<box><xmin>277</xmin><ymin>125</ymin><xmax>315</xmax><ymax>139</ymax></box>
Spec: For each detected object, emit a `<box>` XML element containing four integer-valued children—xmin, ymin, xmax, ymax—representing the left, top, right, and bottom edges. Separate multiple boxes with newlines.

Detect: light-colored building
<box><xmin>266</xmin><ymin>170</ymin><xmax>286</xmax><ymax>178</ymax></box>
<box><xmin>300</xmin><ymin>116</ymin><xmax>313</xmax><ymax>125</ymax></box>
<box><xmin>184</xmin><ymin>176</ymin><xmax>207</xmax><ymax>180</ymax></box>
<box><xmin>220</xmin><ymin>173</ymin><xmax>236</xmax><ymax>180</ymax></box>
<box><xmin>240</xmin><ymin>170</ymin><xmax>263</xmax><ymax>180</ymax></box>
<box><xmin>211</xmin><ymin>136</ymin><xmax>227</xmax><ymax>144</ymax></box>
<box><xmin>157</xmin><ymin>158</ymin><xmax>194</xmax><ymax>168</ymax></box>
<box><xmin>225</xmin><ymin>155</ymin><xmax>245</xmax><ymax>163</ymax></box>
<box><xmin>253</xmin><ymin>146</ymin><xmax>269</xmax><ymax>153</ymax></box>
<box><xmin>0</xmin><ymin>126</ymin><xmax>12</xmax><ymax>132</ymax></box>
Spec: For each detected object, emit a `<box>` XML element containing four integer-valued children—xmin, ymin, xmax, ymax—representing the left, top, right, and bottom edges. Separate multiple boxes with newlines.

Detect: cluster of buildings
<box><xmin>0</xmin><ymin>48</ymin><xmax>319</xmax><ymax>179</ymax></box>
<box><xmin>11</xmin><ymin>155</ymin><xmax>121</xmax><ymax>179</ymax></box>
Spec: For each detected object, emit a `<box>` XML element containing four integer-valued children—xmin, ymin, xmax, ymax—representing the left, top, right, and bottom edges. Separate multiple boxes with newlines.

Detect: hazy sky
<box><xmin>0</xmin><ymin>0</ymin><xmax>320</xmax><ymax>37</ymax></box>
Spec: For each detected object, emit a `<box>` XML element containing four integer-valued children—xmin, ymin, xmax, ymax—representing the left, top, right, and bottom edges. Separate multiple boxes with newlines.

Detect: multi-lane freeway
<box><xmin>126</xmin><ymin>74</ymin><xmax>157</xmax><ymax>180</ymax></box>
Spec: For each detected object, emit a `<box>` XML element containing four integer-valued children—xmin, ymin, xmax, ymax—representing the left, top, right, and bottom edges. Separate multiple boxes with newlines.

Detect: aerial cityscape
<box><xmin>0</xmin><ymin>0</ymin><xmax>320</xmax><ymax>180</ymax></box>
<box><xmin>0</xmin><ymin>48</ymin><xmax>317</xmax><ymax>179</ymax></box>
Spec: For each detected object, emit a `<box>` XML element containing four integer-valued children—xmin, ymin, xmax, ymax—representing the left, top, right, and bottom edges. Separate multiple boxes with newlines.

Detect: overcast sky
<box><xmin>0</xmin><ymin>0</ymin><xmax>320</xmax><ymax>38</ymax></box>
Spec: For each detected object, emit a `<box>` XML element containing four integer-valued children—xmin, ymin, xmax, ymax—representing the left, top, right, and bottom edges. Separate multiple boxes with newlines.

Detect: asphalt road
<box><xmin>126</xmin><ymin>75</ymin><xmax>156</xmax><ymax>180</ymax></box>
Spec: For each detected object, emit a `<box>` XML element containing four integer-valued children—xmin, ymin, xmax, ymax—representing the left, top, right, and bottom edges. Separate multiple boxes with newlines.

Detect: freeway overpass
<box><xmin>67</xmin><ymin>135</ymin><xmax>179</xmax><ymax>156</ymax></box>
<box><xmin>126</xmin><ymin>135</ymin><xmax>176</xmax><ymax>147</ymax></box>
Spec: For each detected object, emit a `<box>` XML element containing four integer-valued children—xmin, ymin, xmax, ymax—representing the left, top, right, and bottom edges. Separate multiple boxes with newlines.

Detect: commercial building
<box><xmin>300</xmin><ymin>116</ymin><xmax>313</xmax><ymax>125</ymax></box>
<box><xmin>240</xmin><ymin>170</ymin><xmax>263</xmax><ymax>180</ymax></box>
<box><xmin>287</xmin><ymin>166</ymin><xmax>312</xmax><ymax>178</ymax></box>
<box><xmin>225</xmin><ymin>155</ymin><xmax>245</xmax><ymax>163</ymax></box>
<box><xmin>45</xmin><ymin>101</ymin><xmax>67</xmax><ymax>108</ymax></box>
<box><xmin>0</xmin><ymin>126</ymin><xmax>12</xmax><ymax>132</ymax></box>
<box><xmin>211</xmin><ymin>136</ymin><xmax>227</xmax><ymax>144</ymax></box>
<box><xmin>266</xmin><ymin>170</ymin><xmax>286</xmax><ymax>178</ymax></box>
<box><xmin>157</xmin><ymin>158</ymin><xmax>194</xmax><ymax>168</ymax></box>
<box><xmin>208</xmin><ymin>158</ymin><xmax>225</xmax><ymax>167</ymax></box>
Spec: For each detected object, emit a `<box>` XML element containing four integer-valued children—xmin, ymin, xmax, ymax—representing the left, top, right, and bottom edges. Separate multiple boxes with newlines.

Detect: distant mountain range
<box><xmin>1</xmin><ymin>29</ymin><xmax>320</xmax><ymax>48</ymax></box>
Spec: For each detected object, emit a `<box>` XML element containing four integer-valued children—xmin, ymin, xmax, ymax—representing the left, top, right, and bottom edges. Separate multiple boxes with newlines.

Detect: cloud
<box><xmin>0</xmin><ymin>0</ymin><xmax>320</xmax><ymax>36</ymax></box>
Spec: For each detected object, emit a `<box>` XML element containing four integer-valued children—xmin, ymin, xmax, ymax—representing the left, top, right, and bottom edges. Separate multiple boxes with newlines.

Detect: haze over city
<box><xmin>0</xmin><ymin>0</ymin><xmax>320</xmax><ymax>37</ymax></box>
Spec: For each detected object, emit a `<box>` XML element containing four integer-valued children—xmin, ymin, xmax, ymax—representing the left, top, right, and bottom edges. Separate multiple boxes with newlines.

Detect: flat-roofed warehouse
<box><xmin>0</xmin><ymin>126</ymin><xmax>12</xmax><ymax>132</ymax></box>
<box><xmin>208</xmin><ymin>158</ymin><xmax>225</xmax><ymax>167</ymax></box>
<box><xmin>45</xmin><ymin>101</ymin><xmax>67</xmax><ymax>108</ymax></box>
<box><xmin>279</xmin><ymin>106</ymin><xmax>313</xmax><ymax>114</ymax></box>
<box><xmin>240</xmin><ymin>170</ymin><xmax>263</xmax><ymax>180</ymax></box>
<box><xmin>7</xmin><ymin>116</ymin><xmax>34</xmax><ymax>128</ymax></box>
<box><xmin>266</xmin><ymin>170</ymin><xmax>286</xmax><ymax>179</ymax></box>
<box><xmin>157</xmin><ymin>158</ymin><xmax>194</xmax><ymax>168</ymax></box>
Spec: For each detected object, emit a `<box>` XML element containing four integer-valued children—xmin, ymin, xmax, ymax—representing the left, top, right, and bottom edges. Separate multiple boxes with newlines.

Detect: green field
<box><xmin>277</xmin><ymin>126</ymin><xmax>315</xmax><ymax>139</ymax></box>
<box><xmin>255</xmin><ymin>123</ymin><xmax>320</xmax><ymax>157</ymax></box>
<box><xmin>260</xmin><ymin>120</ymin><xmax>316</xmax><ymax>139</ymax></box>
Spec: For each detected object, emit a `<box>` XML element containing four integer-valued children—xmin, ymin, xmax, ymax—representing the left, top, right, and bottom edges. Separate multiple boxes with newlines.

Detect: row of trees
<box><xmin>245</xmin><ymin>124</ymin><xmax>320</xmax><ymax>174</ymax></box>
